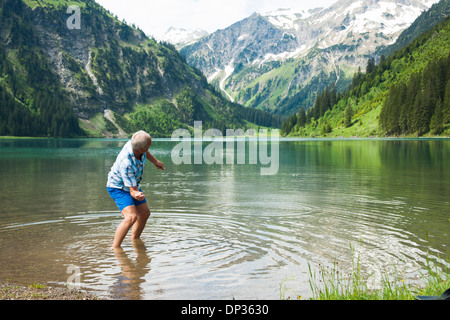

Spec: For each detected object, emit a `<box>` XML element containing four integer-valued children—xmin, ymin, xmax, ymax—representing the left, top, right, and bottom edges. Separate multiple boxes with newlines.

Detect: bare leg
<box><xmin>132</xmin><ymin>202</ymin><xmax>151</xmax><ymax>240</ymax></box>
<box><xmin>112</xmin><ymin>205</ymin><xmax>138</xmax><ymax>249</ymax></box>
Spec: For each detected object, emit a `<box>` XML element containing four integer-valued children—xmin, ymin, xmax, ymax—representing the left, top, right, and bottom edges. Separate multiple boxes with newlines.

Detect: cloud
<box><xmin>95</xmin><ymin>0</ymin><xmax>337</xmax><ymax>38</ymax></box>
<box><xmin>95</xmin><ymin>0</ymin><xmax>247</xmax><ymax>37</ymax></box>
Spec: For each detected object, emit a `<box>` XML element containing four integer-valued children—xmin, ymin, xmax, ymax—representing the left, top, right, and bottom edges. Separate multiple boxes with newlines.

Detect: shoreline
<box><xmin>2</xmin><ymin>135</ymin><xmax>450</xmax><ymax>141</ymax></box>
<box><xmin>0</xmin><ymin>282</ymin><xmax>101</xmax><ymax>300</ymax></box>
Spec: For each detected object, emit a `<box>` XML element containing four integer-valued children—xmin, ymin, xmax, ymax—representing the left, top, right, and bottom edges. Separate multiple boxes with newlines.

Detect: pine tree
<box><xmin>399</xmin><ymin>101</ymin><xmax>411</xmax><ymax>135</ymax></box>
<box><xmin>298</xmin><ymin>108</ymin><xmax>306</xmax><ymax>127</ymax></box>
<box><xmin>418</xmin><ymin>77</ymin><xmax>436</xmax><ymax>135</ymax></box>
<box><xmin>430</xmin><ymin>98</ymin><xmax>443</xmax><ymax>135</ymax></box>
<box><xmin>443</xmin><ymin>79</ymin><xmax>450</xmax><ymax>125</ymax></box>
<box><xmin>366</xmin><ymin>57</ymin><xmax>376</xmax><ymax>74</ymax></box>
<box><xmin>410</xmin><ymin>93</ymin><xmax>421</xmax><ymax>134</ymax></box>
<box><xmin>345</xmin><ymin>105</ymin><xmax>353</xmax><ymax>128</ymax></box>
<box><xmin>382</xmin><ymin>82</ymin><xmax>405</xmax><ymax>135</ymax></box>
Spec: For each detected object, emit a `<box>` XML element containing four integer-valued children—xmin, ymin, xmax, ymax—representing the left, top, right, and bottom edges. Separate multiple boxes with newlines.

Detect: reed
<box><xmin>307</xmin><ymin>248</ymin><xmax>449</xmax><ymax>300</ymax></box>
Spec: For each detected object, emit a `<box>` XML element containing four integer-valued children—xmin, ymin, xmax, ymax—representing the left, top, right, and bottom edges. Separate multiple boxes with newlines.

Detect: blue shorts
<box><xmin>107</xmin><ymin>187</ymin><xmax>147</xmax><ymax>212</ymax></box>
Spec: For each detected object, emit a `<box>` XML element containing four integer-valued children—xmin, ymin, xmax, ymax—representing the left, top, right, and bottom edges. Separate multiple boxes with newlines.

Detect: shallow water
<box><xmin>0</xmin><ymin>138</ymin><xmax>449</xmax><ymax>299</ymax></box>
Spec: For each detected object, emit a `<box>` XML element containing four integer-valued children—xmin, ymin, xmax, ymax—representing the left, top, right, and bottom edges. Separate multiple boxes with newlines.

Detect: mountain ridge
<box><xmin>180</xmin><ymin>0</ymin><xmax>439</xmax><ymax>116</ymax></box>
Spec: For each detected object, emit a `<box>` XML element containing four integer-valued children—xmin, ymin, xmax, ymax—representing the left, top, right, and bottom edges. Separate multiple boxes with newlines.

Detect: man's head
<box><xmin>131</xmin><ymin>131</ymin><xmax>152</xmax><ymax>154</ymax></box>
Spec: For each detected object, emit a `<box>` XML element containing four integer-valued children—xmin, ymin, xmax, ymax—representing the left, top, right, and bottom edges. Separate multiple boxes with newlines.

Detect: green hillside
<box><xmin>281</xmin><ymin>14</ymin><xmax>450</xmax><ymax>138</ymax></box>
<box><xmin>0</xmin><ymin>0</ymin><xmax>282</xmax><ymax>138</ymax></box>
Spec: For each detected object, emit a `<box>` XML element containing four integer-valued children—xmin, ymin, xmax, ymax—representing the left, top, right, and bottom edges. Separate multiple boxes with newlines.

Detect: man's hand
<box><xmin>130</xmin><ymin>187</ymin><xmax>145</xmax><ymax>201</ymax></box>
<box><xmin>154</xmin><ymin>160</ymin><xmax>165</xmax><ymax>171</ymax></box>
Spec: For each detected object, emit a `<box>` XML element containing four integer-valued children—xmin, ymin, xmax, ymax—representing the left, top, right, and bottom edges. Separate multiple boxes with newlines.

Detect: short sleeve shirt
<box><xmin>107</xmin><ymin>141</ymin><xmax>147</xmax><ymax>191</ymax></box>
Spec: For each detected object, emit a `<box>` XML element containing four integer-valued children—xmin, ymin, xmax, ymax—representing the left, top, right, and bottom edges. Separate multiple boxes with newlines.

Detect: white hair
<box><xmin>131</xmin><ymin>130</ymin><xmax>151</xmax><ymax>151</ymax></box>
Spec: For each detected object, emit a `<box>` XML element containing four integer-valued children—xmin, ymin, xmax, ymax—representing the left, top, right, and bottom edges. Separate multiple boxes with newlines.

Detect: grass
<box><xmin>28</xmin><ymin>282</ymin><xmax>47</xmax><ymax>289</ymax></box>
<box><xmin>306</xmin><ymin>246</ymin><xmax>449</xmax><ymax>300</ymax></box>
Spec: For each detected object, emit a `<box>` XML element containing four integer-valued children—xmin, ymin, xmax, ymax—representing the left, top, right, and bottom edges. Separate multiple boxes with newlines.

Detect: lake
<box><xmin>0</xmin><ymin>138</ymin><xmax>449</xmax><ymax>300</ymax></box>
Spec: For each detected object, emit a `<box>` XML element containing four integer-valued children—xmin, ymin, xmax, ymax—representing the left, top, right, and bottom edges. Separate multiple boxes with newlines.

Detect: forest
<box><xmin>379</xmin><ymin>53</ymin><xmax>450</xmax><ymax>136</ymax></box>
<box><xmin>118</xmin><ymin>87</ymin><xmax>285</xmax><ymax>138</ymax></box>
<box><xmin>0</xmin><ymin>28</ymin><xmax>82</xmax><ymax>137</ymax></box>
<box><xmin>0</xmin><ymin>0</ymin><xmax>83</xmax><ymax>137</ymax></box>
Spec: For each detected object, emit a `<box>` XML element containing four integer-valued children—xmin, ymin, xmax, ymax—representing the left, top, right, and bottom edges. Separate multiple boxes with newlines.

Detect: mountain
<box><xmin>280</xmin><ymin>3</ymin><xmax>450</xmax><ymax>138</ymax></box>
<box><xmin>0</xmin><ymin>0</ymin><xmax>282</xmax><ymax>138</ymax></box>
<box><xmin>180</xmin><ymin>0</ymin><xmax>439</xmax><ymax>116</ymax></box>
<box><xmin>160</xmin><ymin>27</ymin><xmax>208</xmax><ymax>49</ymax></box>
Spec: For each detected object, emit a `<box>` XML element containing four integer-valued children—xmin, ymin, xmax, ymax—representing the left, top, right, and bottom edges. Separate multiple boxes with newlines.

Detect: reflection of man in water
<box><xmin>107</xmin><ymin>131</ymin><xmax>165</xmax><ymax>249</ymax></box>
<box><xmin>112</xmin><ymin>239</ymin><xmax>152</xmax><ymax>300</ymax></box>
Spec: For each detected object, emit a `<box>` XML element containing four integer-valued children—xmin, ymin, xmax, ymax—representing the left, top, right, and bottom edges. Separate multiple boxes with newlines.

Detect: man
<box><xmin>107</xmin><ymin>131</ymin><xmax>165</xmax><ymax>249</ymax></box>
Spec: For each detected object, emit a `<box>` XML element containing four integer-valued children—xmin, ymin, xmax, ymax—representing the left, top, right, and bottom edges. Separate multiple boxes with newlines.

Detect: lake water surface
<box><xmin>0</xmin><ymin>138</ymin><xmax>449</xmax><ymax>299</ymax></box>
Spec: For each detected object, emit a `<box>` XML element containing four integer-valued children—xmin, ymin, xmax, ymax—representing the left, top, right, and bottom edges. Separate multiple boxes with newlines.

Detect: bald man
<box><xmin>107</xmin><ymin>131</ymin><xmax>165</xmax><ymax>248</ymax></box>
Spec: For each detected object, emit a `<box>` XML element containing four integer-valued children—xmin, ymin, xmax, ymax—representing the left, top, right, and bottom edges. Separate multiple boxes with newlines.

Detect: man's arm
<box><xmin>146</xmin><ymin>151</ymin><xmax>165</xmax><ymax>170</ymax></box>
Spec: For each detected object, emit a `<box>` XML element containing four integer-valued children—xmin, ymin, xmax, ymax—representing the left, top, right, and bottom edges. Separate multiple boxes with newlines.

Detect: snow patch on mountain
<box><xmin>220</xmin><ymin>61</ymin><xmax>235</xmax><ymax>102</ymax></box>
<box><xmin>160</xmin><ymin>27</ymin><xmax>208</xmax><ymax>49</ymax></box>
<box><xmin>252</xmin><ymin>45</ymin><xmax>308</xmax><ymax>67</ymax></box>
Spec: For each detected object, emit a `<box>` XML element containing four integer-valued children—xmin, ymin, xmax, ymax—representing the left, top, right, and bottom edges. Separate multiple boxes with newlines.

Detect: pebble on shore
<box><xmin>0</xmin><ymin>282</ymin><xmax>100</xmax><ymax>300</ymax></box>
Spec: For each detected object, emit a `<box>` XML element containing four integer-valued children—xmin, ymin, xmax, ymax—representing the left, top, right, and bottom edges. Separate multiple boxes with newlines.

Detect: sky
<box><xmin>94</xmin><ymin>0</ymin><xmax>338</xmax><ymax>39</ymax></box>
